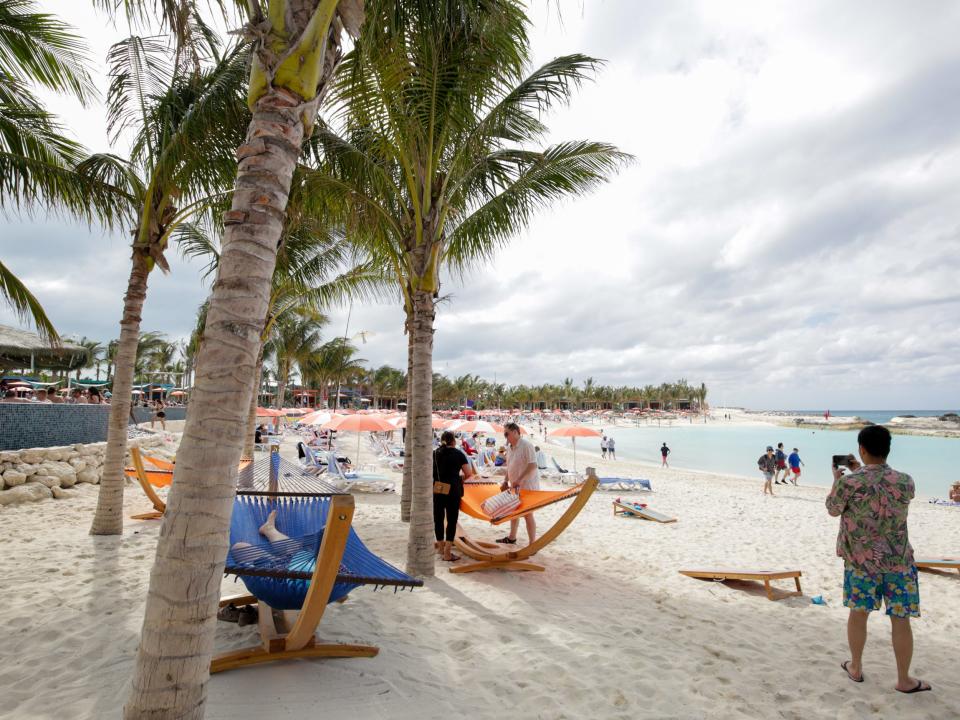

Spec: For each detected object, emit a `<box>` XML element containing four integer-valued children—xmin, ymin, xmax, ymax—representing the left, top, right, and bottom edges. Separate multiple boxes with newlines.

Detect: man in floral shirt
<box><xmin>825</xmin><ymin>425</ymin><xmax>930</xmax><ymax>694</ymax></box>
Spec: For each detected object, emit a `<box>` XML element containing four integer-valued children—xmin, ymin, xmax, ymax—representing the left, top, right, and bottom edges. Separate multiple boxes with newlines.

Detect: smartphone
<box><xmin>832</xmin><ymin>454</ymin><xmax>851</xmax><ymax>468</ymax></box>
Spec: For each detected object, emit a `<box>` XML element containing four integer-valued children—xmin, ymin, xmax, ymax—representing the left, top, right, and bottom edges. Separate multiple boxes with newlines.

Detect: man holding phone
<box><xmin>825</xmin><ymin>426</ymin><xmax>930</xmax><ymax>694</ymax></box>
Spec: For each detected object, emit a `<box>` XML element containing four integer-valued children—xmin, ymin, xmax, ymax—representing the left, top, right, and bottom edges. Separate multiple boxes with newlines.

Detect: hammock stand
<box><xmin>212</xmin><ymin>451</ymin><xmax>421</xmax><ymax>673</ymax></box>
<box><xmin>452</xmin><ymin>468</ymin><xmax>599</xmax><ymax>574</ymax></box>
<box><xmin>125</xmin><ymin>447</ymin><xmax>171</xmax><ymax>520</ymax></box>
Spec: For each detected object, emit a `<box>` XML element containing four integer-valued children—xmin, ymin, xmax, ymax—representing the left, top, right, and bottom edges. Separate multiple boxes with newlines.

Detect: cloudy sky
<box><xmin>3</xmin><ymin>1</ymin><xmax>960</xmax><ymax>409</ymax></box>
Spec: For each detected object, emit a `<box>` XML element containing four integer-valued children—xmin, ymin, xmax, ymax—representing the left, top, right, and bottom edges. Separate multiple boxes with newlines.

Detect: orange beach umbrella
<box><xmin>547</xmin><ymin>425</ymin><xmax>601</xmax><ymax>472</ymax></box>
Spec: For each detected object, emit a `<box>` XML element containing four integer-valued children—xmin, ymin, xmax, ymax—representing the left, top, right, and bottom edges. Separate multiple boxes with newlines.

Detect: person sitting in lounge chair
<box><xmin>949</xmin><ymin>481</ymin><xmax>960</xmax><ymax>503</ymax></box>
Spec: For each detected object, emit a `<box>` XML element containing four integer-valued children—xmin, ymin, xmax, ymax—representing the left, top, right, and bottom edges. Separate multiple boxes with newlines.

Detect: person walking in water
<box><xmin>660</xmin><ymin>442</ymin><xmax>670</xmax><ymax>467</ymax></box>
<box><xmin>600</xmin><ymin>435</ymin><xmax>608</xmax><ymax>459</ymax></box>
<box><xmin>607</xmin><ymin>436</ymin><xmax>616</xmax><ymax>460</ymax></box>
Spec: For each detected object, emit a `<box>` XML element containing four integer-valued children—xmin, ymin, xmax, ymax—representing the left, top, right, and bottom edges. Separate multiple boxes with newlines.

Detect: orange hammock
<box><xmin>460</xmin><ymin>481</ymin><xmax>586</xmax><ymax>525</ymax></box>
<box><xmin>141</xmin><ymin>453</ymin><xmax>175</xmax><ymax>471</ymax></box>
<box><xmin>124</xmin><ymin>467</ymin><xmax>175</xmax><ymax>488</ymax></box>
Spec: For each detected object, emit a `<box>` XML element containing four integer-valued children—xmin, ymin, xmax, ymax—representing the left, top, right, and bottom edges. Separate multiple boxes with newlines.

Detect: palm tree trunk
<box><xmin>90</xmin><ymin>250</ymin><xmax>150</xmax><ymax>535</ymax></box>
<box><xmin>400</xmin><ymin>319</ymin><xmax>414</xmax><ymax>522</ymax></box>
<box><xmin>241</xmin><ymin>352</ymin><xmax>263</xmax><ymax>459</ymax></box>
<box><xmin>405</xmin><ymin>288</ymin><xmax>435</xmax><ymax>576</ymax></box>
<box><xmin>124</xmin><ymin>87</ymin><xmax>311</xmax><ymax>719</ymax></box>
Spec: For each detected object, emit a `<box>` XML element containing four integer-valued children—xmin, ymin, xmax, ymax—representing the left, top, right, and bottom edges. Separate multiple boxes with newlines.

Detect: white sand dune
<box><xmin>1</xmin><ymin>434</ymin><xmax>957</xmax><ymax>719</ymax></box>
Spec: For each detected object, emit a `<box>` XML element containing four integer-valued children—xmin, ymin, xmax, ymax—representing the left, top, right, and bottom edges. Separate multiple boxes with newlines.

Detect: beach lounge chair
<box><xmin>598</xmin><ymin>477</ymin><xmax>652</xmax><ymax>491</ymax></box>
<box><xmin>213</xmin><ymin>454</ymin><xmax>422</xmax><ymax>673</ymax></box>
<box><xmin>452</xmin><ymin>469</ymin><xmax>599</xmax><ymax>573</ymax></box>
<box><xmin>612</xmin><ymin>499</ymin><xmax>675</xmax><ymax>523</ymax></box>
<box><xmin>915</xmin><ymin>557</ymin><xmax>959</xmax><ymax>575</ymax></box>
<box><xmin>550</xmin><ymin>457</ymin><xmax>582</xmax><ymax>483</ymax></box>
<box><xmin>325</xmin><ymin>451</ymin><xmax>396</xmax><ymax>493</ymax></box>
<box><xmin>679</xmin><ymin>568</ymin><xmax>803</xmax><ymax>601</ymax></box>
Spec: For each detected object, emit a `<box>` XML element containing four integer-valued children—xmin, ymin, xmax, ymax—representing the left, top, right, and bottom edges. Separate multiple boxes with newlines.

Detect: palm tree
<box><xmin>265</xmin><ymin>312</ymin><xmax>326</xmax><ymax>408</ymax></box>
<box><xmin>87</xmin><ymin>34</ymin><xmax>250</xmax><ymax>537</ymax></box>
<box><xmin>73</xmin><ymin>337</ymin><xmax>104</xmax><ymax>381</ymax></box>
<box><xmin>311</xmin><ymin>1</ymin><xmax>629</xmax><ymax>573</ymax></box>
<box><xmin>0</xmin><ymin>0</ymin><xmax>124</xmax><ymax>342</ymax></box>
<box><xmin>124</xmin><ymin>5</ymin><xmax>365</xmax><ymax>711</ymax></box>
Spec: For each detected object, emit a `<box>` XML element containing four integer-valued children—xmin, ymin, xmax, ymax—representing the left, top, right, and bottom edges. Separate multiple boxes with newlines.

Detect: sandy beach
<box><xmin>1</xmin><ymin>425</ymin><xmax>957</xmax><ymax>720</ymax></box>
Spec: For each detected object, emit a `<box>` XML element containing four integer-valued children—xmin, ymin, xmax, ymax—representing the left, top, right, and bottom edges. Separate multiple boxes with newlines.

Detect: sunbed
<box><xmin>612</xmin><ymin>499</ymin><xmax>675</xmax><ymax>523</ymax></box>
<box><xmin>598</xmin><ymin>477</ymin><xmax>652</xmax><ymax>491</ymax></box>
<box><xmin>915</xmin><ymin>557</ymin><xmax>959</xmax><ymax>575</ymax></box>
<box><xmin>324</xmin><ymin>451</ymin><xmax>396</xmax><ymax>493</ymax></box>
<box><xmin>679</xmin><ymin>568</ymin><xmax>803</xmax><ymax>601</ymax></box>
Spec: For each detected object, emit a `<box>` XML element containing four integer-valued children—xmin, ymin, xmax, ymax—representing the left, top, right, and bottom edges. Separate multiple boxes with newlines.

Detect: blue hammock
<box><xmin>224</xmin><ymin>455</ymin><xmax>421</xmax><ymax>611</ymax></box>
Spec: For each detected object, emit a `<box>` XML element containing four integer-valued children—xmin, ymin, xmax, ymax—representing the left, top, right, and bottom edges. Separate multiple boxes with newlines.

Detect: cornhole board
<box><xmin>679</xmin><ymin>569</ymin><xmax>802</xmax><ymax>601</ymax></box>
<box><xmin>612</xmin><ymin>501</ymin><xmax>676</xmax><ymax>523</ymax></box>
<box><xmin>916</xmin><ymin>558</ymin><xmax>960</xmax><ymax>575</ymax></box>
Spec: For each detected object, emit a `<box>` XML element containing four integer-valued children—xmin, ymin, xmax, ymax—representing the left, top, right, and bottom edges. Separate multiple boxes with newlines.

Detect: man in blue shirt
<box><xmin>787</xmin><ymin>447</ymin><xmax>803</xmax><ymax>485</ymax></box>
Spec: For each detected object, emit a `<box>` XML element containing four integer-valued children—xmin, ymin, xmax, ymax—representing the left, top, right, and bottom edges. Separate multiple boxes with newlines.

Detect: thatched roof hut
<box><xmin>0</xmin><ymin>324</ymin><xmax>89</xmax><ymax>372</ymax></box>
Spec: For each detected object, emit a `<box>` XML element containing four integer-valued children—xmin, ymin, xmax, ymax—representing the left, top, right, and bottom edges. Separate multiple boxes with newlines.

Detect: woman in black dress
<box><xmin>433</xmin><ymin>430</ymin><xmax>474</xmax><ymax>561</ymax></box>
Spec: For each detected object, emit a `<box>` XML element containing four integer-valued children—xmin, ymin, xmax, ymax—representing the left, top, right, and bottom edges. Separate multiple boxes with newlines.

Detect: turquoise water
<box><xmin>552</xmin><ymin>422</ymin><xmax>959</xmax><ymax>498</ymax></box>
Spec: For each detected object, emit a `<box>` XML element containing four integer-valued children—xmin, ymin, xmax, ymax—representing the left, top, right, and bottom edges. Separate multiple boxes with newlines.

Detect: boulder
<box><xmin>30</xmin><ymin>475</ymin><xmax>61</xmax><ymax>488</ymax></box>
<box><xmin>68</xmin><ymin>458</ymin><xmax>88</xmax><ymax>472</ymax></box>
<box><xmin>0</xmin><ymin>451</ymin><xmax>19</xmax><ymax>463</ymax></box>
<box><xmin>51</xmin><ymin>486</ymin><xmax>72</xmax><ymax>499</ymax></box>
<box><xmin>44</xmin><ymin>448</ymin><xmax>65</xmax><ymax>462</ymax></box>
<box><xmin>15</xmin><ymin>463</ymin><xmax>38</xmax><ymax>477</ymax></box>
<box><xmin>20</xmin><ymin>450</ymin><xmax>44</xmax><ymax>464</ymax></box>
<box><xmin>3</xmin><ymin>470</ymin><xmax>27</xmax><ymax>487</ymax></box>
<box><xmin>0</xmin><ymin>483</ymin><xmax>51</xmax><ymax>506</ymax></box>
<box><xmin>76</xmin><ymin>469</ymin><xmax>100</xmax><ymax>484</ymax></box>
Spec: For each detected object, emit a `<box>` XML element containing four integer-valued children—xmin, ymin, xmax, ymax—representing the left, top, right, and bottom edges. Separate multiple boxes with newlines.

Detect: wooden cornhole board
<box><xmin>612</xmin><ymin>500</ymin><xmax>677</xmax><ymax>523</ymax></box>
<box><xmin>916</xmin><ymin>558</ymin><xmax>960</xmax><ymax>575</ymax></box>
<box><xmin>680</xmin><ymin>568</ymin><xmax>802</xmax><ymax>601</ymax></box>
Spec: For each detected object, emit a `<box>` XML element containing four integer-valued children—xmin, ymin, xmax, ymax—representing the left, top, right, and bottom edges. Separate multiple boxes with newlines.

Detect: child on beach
<box><xmin>774</xmin><ymin>442</ymin><xmax>788</xmax><ymax>484</ymax></box>
<box><xmin>660</xmin><ymin>443</ymin><xmax>670</xmax><ymax>467</ymax></box>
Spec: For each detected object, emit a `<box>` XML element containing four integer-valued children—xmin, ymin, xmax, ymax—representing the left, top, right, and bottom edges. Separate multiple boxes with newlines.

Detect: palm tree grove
<box><xmin>5</xmin><ymin>1</ymin><xmax>950</xmax><ymax>719</ymax></box>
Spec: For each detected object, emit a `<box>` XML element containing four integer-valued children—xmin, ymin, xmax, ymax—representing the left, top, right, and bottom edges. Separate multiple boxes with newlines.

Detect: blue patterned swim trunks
<box><xmin>843</xmin><ymin>565</ymin><xmax>920</xmax><ymax>618</ymax></box>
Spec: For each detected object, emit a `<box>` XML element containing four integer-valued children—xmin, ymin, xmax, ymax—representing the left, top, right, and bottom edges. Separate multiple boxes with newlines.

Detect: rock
<box><xmin>51</xmin><ymin>486</ymin><xmax>71</xmax><ymax>499</ymax></box>
<box><xmin>15</xmin><ymin>463</ymin><xmax>38</xmax><ymax>477</ymax></box>
<box><xmin>76</xmin><ymin>469</ymin><xmax>100</xmax><ymax>484</ymax></box>
<box><xmin>68</xmin><ymin>458</ymin><xmax>88</xmax><ymax>472</ymax></box>
<box><xmin>0</xmin><ymin>475</ymin><xmax>4</xmax><ymax>491</ymax></box>
<box><xmin>0</xmin><ymin>451</ymin><xmax>19</xmax><ymax>463</ymax></box>
<box><xmin>0</xmin><ymin>483</ymin><xmax>51</xmax><ymax>506</ymax></box>
<box><xmin>20</xmin><ymin>451</ymin><xmax>44</xmax><ymax>464</ymax></box>
<box><xmin>3</xmin><ymin>470</ymin><xmax>27</xmax><ymax>487</ymax></box>
<box><xmin>30</xmin><ymin>475</ymin><xmax>61</xmax><ymax>488</ymax></box>
<box><xmin>44</xmin><ymin>448</ymin><xmax>65</xmax><ymax>462</ymax></box>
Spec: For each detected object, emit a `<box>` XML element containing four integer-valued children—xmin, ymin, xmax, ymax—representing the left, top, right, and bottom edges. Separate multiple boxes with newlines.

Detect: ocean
<box><xmin>788</xmin><ymin>410</ymin><xmax>953</xmax><ymax>424</ymax></box>
<box><xmin>548</xmin><ymin>415</ymin><xmax>959</xmax><ymax>498</ymax></box>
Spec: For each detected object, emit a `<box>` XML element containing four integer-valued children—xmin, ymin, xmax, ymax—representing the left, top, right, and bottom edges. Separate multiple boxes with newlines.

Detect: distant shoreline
<box><xmin>714</xmin><ymin>407</ymin><xmax>960</xmax><ymax>439</ymax></box>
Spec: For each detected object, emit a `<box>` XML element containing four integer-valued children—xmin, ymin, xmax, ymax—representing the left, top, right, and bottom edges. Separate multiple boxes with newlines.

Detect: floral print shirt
<box><xmin>825</xmin><ymin>463</ymin><xmax>915</xmax><ymax>574</ymax></box>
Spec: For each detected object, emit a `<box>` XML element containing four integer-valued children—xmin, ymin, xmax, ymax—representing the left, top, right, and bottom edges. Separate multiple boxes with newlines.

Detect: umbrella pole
<box><xmin>573</xmin><ymin>437</ymin><xmax>577</xmax><ymax>473</ymax></box>
<box><xmin>357</xmin><ymin>433</ymin><xmax>361</xmax><ymax>466</ymax></box>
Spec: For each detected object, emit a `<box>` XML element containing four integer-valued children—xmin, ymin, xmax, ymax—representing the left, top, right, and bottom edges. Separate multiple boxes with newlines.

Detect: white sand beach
<box><xmin>1</xmin><ymin>431</ymin><xmax>958</xmax><ymax>720</ymax></box>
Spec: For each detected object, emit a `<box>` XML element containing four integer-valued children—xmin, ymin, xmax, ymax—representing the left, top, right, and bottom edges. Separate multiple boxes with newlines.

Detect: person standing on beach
<box><xmin>787</xmin><ymin>448</ymin><xmax>803</xmax><ymax>484</ymax></box>
<box><xmin>660</xmin><ymin>442</ymin><xmax>670</xmax><ymax>467</ymax></box>
<box><xmin>497</xmin><ymin>422</ymin><xmax>540</xmax><ymax>546</ymax></box>
<box><xmin>600</xmin><ymin>435</ymin><xmax>608</xmax><ymax>459</ymax></box>
<box><xmin>607</xmin><ymin>436</ymin><xmax>616</xmax><ymax>460</ymax></box>
<box><xmin>758</xmin><ymin>446</ymin><xmax>777</xmax><ymax>495</ymax></box>
<box><xmin>433</xmin><ymin>431</ymin><xmax>473</xmax><ymax>562</ymax></box>
<box><xmin>774</xmin><ymin>442</ymin><xmax>788</xmax><ymax>484</ymax></box>
<box><xmin>826</xmin><ymin>426</ymin><xmax>929</xmax><ymax>694</ymax></box>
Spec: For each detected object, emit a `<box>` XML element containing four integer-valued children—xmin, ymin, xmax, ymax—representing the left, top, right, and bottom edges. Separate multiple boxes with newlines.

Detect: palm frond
<box><xmin>0</xmin><ymin>0</ymin><xmax>97</xmax><ymax>102</ymax></box>
<box><xmin>0</xmin><ymin>258</ymin><xmax>59</xmax><ymax>344</ymax></box>
<box><xmin>106</xmin><ymin>34</ymin><xmax>173</xmax><ymax>147</ymax></box>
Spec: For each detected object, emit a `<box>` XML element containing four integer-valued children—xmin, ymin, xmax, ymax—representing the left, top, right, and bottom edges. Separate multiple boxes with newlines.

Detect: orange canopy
<box><xmin>459</xmin><ymin>481</ymin><xmax>584</xmax><ymax>525</ymax></box>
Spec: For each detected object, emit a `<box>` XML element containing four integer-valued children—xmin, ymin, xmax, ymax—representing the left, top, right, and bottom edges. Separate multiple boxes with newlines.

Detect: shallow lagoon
<box><xmin>551</xmin><ymin>421</ymin><xmax>959</xmax><ymax>497</ymax></box>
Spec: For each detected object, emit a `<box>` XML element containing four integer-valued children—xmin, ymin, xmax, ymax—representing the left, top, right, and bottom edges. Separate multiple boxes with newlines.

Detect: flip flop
<box><xmin>495</xmin><ymin>536</ymin><xmax>517</xmax><ymax>544</ymax></box>
<box><xmin>897</xmin><ymin>680</ymin><xmax>931</xmax><ymax>694</ymax></box>
<box><xmin>441</xmin><ymin>555</ymin><xmax>461</xmax><ymax>562</ymax></box>
<box><xmin>841</xmin><ymin>661</ymin><xmax>864</xmax><ymax>683</ymax></box>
